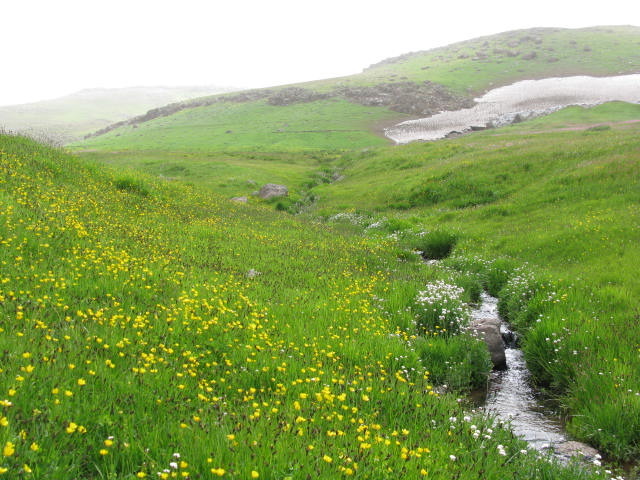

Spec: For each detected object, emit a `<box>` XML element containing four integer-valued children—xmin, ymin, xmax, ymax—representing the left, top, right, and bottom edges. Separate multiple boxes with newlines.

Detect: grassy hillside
<box><xmin>78</xmin><ymin>101</ymin><xmax>640</xmax><ymax>467</ymax></box>
<box><xmin>0</xmin><ymin>86</ymin><xmax>237</xmax><ymax>144</ymax></box>
<box><xmin>74</xmin><ymin>98</ymin><xmax>406</xmax><ymax>152</ymax></box>
<box><xmin>306</xmin><ymin>102</ymin><xmax>640</xmax><ymax>462</ymax></box>
<box><xmin>1</xmin><ymin>133</ymin><xmax>612</xmax><ymax>479</ymax></box>
<box><xmin>72</xmin><ymin>26</ymin><xmax>640</xmax><ymax>153</ymax></box>
<box><xmin>348</xmin><ymin>25</ymin><xmax>640</xmax><ymax>94</ymax></box>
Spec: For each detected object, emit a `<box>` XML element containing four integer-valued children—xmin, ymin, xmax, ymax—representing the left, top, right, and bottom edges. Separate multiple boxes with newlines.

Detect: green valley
<box><xmin>2</xmin><ymin>25</ymin><xmax>640</xmax><ymax>479</ymax></box>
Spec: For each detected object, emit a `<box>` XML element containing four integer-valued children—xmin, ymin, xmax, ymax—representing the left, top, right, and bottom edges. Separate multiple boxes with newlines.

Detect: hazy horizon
<box><xmin>2</xmin><ymin>0</ymin><xmax>639</xmax><ymax>107</ymax></box>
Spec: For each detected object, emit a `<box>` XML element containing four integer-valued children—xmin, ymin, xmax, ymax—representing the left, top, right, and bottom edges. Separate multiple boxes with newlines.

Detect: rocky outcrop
<box><xmin>552</xmin><ymin>441</ymin><xmax>601</xmax><ymax>464</ymax></box>
<box><xmin>267</xmin><ymin>87</ymin><xmax>330</xmax><ymax>106</ymax></box>
<box><xmin>257</xmin><ymin>184</ymin><xmax>288</xmax><ymax>200</ymax></box>
<box><xmin>336</xmin><ymin>81</ymin><xmax>474</xmax><ymax>116</ymax></box>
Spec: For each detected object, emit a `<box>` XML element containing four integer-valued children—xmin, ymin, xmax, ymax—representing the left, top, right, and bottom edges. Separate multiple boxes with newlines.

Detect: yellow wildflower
<box><xmin>3</xmin><ymin>441</ymin><xmax>15</xmax><ymax>457</ymax></box>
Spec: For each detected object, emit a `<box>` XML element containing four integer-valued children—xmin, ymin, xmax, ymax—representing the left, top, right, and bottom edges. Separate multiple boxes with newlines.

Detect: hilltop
<box><xmin>0</xmin><ymin>85</ymin><xmax>238</xmax><ymax>144</ymax></box>
<box><xmin>73</xmin><ymin>25</ymin><xmax>640</xmax><ymax>152</ymax></box>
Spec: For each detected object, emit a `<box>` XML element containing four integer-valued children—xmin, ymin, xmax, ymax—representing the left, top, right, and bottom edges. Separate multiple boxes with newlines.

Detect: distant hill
<box><xmin>0</xmin><ymin>85</ymin><xmax>239</xmax><ymax>144</ymax></box>
<box><xmin>73</xmin><ymin>26</ymin><xmax>640</xmax><ymax>152</ymax></box>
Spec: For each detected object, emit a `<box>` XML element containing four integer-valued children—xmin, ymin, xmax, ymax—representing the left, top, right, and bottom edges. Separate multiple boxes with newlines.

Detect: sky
<box><xmin>2</xmin><ymin>0</ymin><xmax>639</xmax><ymax>106</ymax></box>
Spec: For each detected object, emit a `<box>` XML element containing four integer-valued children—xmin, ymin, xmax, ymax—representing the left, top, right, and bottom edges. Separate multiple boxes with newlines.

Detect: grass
<box><xmin>76</xmin><ymin>99</ymin><xmax>640</xmax><ymax>463</ymax></box>
<box><xmin>0</xmin><ymin>86</ymin><xmax>232</xmax><ymax>144</ymax></box>
<box><xmin>71</xmin><ymin>89</ymin><xmax>640</xmax><ymax>468</ymax></box>
<box><xmin>71</xmin><ymin>99</ymin><xmax>407</xmax><ymax>152</ymax></box>
<box><xmin>303</xmin><ymin>104</ymin><xmax>640</xmax><ymax>462</ymax></box>
<box><xmin>2</xmin><ymin>133</ymin><xmax>615</xmax><ymax>478</ymax></box>
<box><xmin>499</xmin><ymin>101</ymin><xmax>640</xmax><ymax>133</ymax></box>
<box><xmin>6</xmin><ymin>24</ymin><xmax>640</xmax><ymax>477</ymax></box>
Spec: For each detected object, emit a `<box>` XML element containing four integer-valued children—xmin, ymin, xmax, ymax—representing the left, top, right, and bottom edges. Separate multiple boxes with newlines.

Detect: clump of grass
<box><xmin>454</xmin><ymin>272</ymin><xmax>484</xmax><ymax>304</ymax></box>
<box><xmin>114</xmin><ymin>176</ymin><xmax>149</xmax><ymax>196</ymax></box>
<box><xmin>484</xmin><ymin>257</ymin><xmax>517</xmax><ymax>296</ymax></box>
<box><xmin>410</xmin><ymin>230</ymin><xmax>458</xmax><ymax>259</ymax></box>
<box><xmin>414</xmin><ymin>335</ymin><xmax>491</xmax><ymax>391</ymax></box>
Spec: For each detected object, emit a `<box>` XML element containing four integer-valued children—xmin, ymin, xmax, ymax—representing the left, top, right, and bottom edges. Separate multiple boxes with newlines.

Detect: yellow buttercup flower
<box><xmin>3</xmin><ymin>441</ymin><xmax>15</xmax><ymax>457</ymax></box>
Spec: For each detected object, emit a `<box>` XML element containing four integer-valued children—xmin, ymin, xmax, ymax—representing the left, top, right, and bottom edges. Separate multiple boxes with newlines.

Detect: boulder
<box><xmin>230</xmin><ymin>196</ymin><xmax>248</xmax><ymax>203</ymax></box>
<box><xmin>469</xmin><ymin>317</ymin><xmax>507</xmax><ymax>370</ymax></box>
<box><xmin>258</xmin><ymin>184</ymin><xmax>288</xmax><ymax>200</ymax></box>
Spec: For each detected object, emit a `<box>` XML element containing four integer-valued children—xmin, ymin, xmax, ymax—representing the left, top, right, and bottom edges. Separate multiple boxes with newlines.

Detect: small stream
<box><xmin>472</xmin><ymin>294</ymin><xmax>566</xmax><ymax>450</ymax></box>
<box><xmin>470</xmin><ymin>294</ymin><xmax>603</xmax><ymax>465</ymax></box>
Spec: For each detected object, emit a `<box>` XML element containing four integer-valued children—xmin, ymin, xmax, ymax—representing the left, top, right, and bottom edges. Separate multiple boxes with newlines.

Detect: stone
<box><xmin>230</xmin><ymin>196</ymin><xmax>248</xmax><ymax>203</ymax></box>
<box><xmin>246</xmin><ymin>269</ymin><xmax>261</xmax><ymax>278</ymax></box>
<box><xmin>471</xmin><ymin>318</ymin><xmax>507</xmax><ymax>369</ymax></box>
<box><xmin>257</xmin><ymin>184</ymin><xmax>288</xmax><ymax>200</ymax></box>
<box><xmin>553</xmin><ymin>441</ymin><xmax>601</xmax><ymax>461</ymax></box>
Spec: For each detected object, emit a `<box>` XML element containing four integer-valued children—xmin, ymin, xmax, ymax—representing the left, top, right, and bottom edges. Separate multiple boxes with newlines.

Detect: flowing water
<box><xmin>471</xmin><ymin>295</ymin><xmax>569</xmax><ymax>451</ymax></box>
<box><xmin>386</xmin><ymin>74</ymin><xmax>640</xmax><ymax>143</ymax></box>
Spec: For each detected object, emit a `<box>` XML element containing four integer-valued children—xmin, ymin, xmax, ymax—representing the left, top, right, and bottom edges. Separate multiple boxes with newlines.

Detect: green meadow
<box><xmin>2</xmin><ymin>133</ymin><xmax>616</xmax><ymax>479</ymax></box>
<box><xmin>3</xmin><ymin>25</ymin><xmax>640</xmax><ymax>479</ymax></box>
<box><xmin>75</xmin><ymin>99</ymin><xmax>406</xmax><ymax>152</ymax></box>
<box><xmin>349</xmin><ymin>25</ymin><xmax>640</xmax><ymax>94</ymax></box>
<box><xmin>72</xmin><ymin>101</ymin><xmax>640</xmax><ymax>468</ymax></box>
<box><xmin>72</xmin><ymin>26</ymin><xmax>640</xmax><ymax>155</ymax></box>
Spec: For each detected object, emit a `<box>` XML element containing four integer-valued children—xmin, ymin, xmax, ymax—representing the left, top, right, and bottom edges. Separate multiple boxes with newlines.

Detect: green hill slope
<box><xmin>0</xmin><ymin>85</ymin><xmax>237</xmax><ymax>144</ymax></box>
<box><xmin>78</xmin><ymin>101</ymin><xmax>640</xmax><ymax>464</ymax></box>
<box><xmin>307</xmin><ymin>102</ymin><xmax>640</xmax><ymax>461</ymax></box>
<box><xmin>1</xmin><ymin>133</ymin><xmax>606</xmax><ymax>479</ymax></box>
<box><xmin>73</xmin><ymin>26</ymin><xmax>640</xmax><ymax>153</ymax></box>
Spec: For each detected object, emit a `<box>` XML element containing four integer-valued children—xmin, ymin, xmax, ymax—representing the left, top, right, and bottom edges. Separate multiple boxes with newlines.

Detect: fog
<box><xmin>2</xmin><ymin>0</ymin><xmax>639</xmax><ymax>106</ymax></box>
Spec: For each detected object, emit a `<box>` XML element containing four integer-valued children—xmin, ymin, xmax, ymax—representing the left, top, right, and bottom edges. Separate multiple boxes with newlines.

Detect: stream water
<box><xmin>471</xmin><ymin>294</ymin><xmax>574</xmax><ymax>454</ymax></box>
<box><xmin>386</xmin><ymin>74</ymin><xmax>640</xmax><ymax>143</ymax></box>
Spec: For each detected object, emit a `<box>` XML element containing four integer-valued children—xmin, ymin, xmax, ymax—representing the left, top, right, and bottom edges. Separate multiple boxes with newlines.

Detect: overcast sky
<box><xmin>2</xmin><ymin>0</ymin><xmax>639</xmax><ymax>106</ymax></box>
